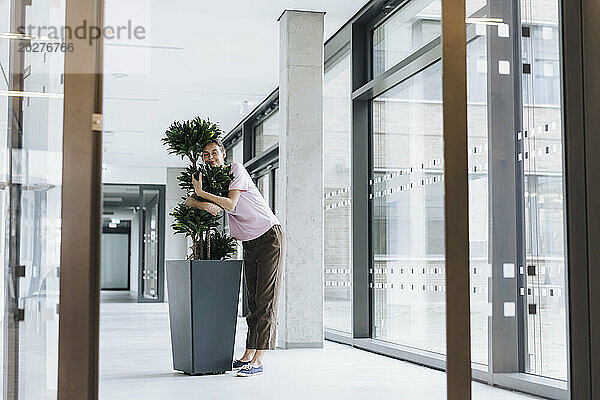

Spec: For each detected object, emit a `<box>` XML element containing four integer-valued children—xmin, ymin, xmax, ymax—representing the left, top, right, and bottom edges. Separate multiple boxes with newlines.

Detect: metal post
<box><xmin>350</xmin><ymin>21</ymin><xmax>371</xmax><ymax>339</ymax></box>
<box><xmin>441</xmin><ymin>0</ymin><xmax>472</xmax><ymax>398</ymax></box>
<box><xmin>486</xmin><ymin>0</ymin><xmax>523</xmax><ymax>374</ymax></box>
<box><xmin>560</xmin><ymin>0</ymin><xmax>588</xmax><ymax>397</ymax></box>
<box><xmin>561</xmin><ymin>0</ymin><xmax>600</xmax><ymax>398</ymax></box>
<box><xmin>57</xmin><ymin>0</ymin><xmax>104</xmax><ymax>397</ymax></box>
<box><xmin>580</xmin><ymin>0</ymin><xmax>600</xmax><ymax>395</ymax></box>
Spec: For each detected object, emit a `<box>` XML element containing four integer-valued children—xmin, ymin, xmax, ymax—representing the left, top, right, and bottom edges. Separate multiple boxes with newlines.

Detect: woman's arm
<box><xmin>192</xmin><ymin>175</ymin><xmax>241</xmax><ymax>212</ymax></box>
<box><xmin>184</xmin><ymin>197</ymin><xmax>223</xmax><ymax>216</ymax></box>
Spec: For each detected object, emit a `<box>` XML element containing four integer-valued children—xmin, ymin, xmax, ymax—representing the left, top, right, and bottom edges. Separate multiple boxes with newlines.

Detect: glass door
<box><xmin>139</xmin><ymin>186</ymin><xmax>164</xmax><ymax>302</ymax></box>
<box><xmin>2</xmin><ymin>0</ymin><xmax>67</xmax><ymax>397</ymax></box>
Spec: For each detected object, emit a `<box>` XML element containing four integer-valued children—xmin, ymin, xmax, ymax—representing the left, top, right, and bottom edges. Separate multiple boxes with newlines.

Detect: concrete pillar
<box><xmin>165</xmin><ymin>168</ymin><xmax>188</xmax><ymax>299</ymax></box>
<box><xmin>277</xmin><ymin>10</ymin><xmax>325</xmax><ymax>349</ymax></box>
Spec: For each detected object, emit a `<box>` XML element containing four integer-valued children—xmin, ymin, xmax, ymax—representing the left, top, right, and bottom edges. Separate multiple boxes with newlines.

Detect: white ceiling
<box><xmin>102</xmin><ymin>0</ymin><xmax>369</xmax><ymax>169</ymax></box>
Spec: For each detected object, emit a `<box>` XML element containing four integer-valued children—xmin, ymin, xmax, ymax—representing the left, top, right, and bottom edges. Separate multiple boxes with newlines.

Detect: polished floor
<box><xmin>99</xmin><ymin>291</ymin><xmax>541</xmax><ymax>400</ymax></box>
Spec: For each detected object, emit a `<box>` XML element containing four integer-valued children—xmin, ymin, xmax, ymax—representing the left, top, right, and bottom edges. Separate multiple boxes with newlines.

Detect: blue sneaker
<box><xmin>236</xmin><ymin>364</ymin><xmax>263</xmax><ymax>377</ymax></box>
<box><xmin>232</xmin><ymin>359</ymin><xmax>251</xmax><ymax>370</ymax></box>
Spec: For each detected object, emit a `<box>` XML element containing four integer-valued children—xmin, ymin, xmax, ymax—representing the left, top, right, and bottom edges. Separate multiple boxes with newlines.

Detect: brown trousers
<box><xmin>242</xmin><ymin>224</ymin><xmax>285</xmax><ymax>350</ymax></box>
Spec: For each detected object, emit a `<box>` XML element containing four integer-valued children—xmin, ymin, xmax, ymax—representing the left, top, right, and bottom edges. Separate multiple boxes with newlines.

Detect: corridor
<box><xmin>98</xmin><ymin>292</ymin><xmax>540</xmax><ymax>400</ymax></box>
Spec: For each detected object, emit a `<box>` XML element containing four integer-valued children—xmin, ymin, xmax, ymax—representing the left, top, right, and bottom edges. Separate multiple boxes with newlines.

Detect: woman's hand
<box><xmin>192</xmin><ymin>173</ymin><xmax>203</xmax><ymax>196</ymax></box>
<box><xmin>204</xmin><ymin>202</ymin><xmax>223</xmax><ymax>216</ymax></box>
<box><xmin>184</xmin><ymin>197</ymin><xmax>223</xmax><ymax>216</ymax></box>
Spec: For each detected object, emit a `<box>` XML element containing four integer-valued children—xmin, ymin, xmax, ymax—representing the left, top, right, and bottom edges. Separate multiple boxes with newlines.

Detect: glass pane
<box><xmin>323</xmin><ymin>51</ymin><xmax>352</xmax><ymax>333</ymax></box>
<box><xmin>141</xmin><ymin>189</ymin><xmax>159</xmax><ymax>300</ymax></box>
<box><xmin>256</xmin><ymin>173</ymin><xmax>271</xmax><ymax>206</ymax></box>
<box><xmin>273</xmin><ymin>168</ymin><xmax>279</xmax><ymax>217</ymax></box>
<box><xmin>227</xmin><ymin>140</ymin><xmax>244</xmax><ymax>165</ymax></box>
<box><xmin>521</xmin><ymin>0</ymin><xmax>567</xmax><ymax>380</ymax></box>
<box><xmin>372</xmin><ymin>0</ymin><xmax>441</xmax><ymax>78</ymax></box>
<box><xmin>1</xmin><ymin>0</ymin><xmax>66</xmax><ymax>397</ymax></box>
<box><xmin>253</xmin><ymin>110</ymin><xmax>279</xmax><ymax>156</ymax></box>
<box><xmin>371</xmin><ymin>62</ymin><xmax>445</xmax><ymax>353</ymax></box>
<box><xmin>467</xmin><ymin>35</ymin><xmax>489</xmax><ymax>366</ymax></box>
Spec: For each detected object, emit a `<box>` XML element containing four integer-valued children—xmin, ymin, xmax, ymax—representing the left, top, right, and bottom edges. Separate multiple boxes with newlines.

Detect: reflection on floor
<box><xmin>99</xmin><ymin>291</ymin><xmax>541</xmax><ymax>400</ymax></box>
<box><xmin>100</xmin><ymin>290</ymin><xmax>137</xmax><ymax>303</ymax></box>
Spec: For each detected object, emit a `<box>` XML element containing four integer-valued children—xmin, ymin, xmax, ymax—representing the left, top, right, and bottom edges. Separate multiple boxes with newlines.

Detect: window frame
<box><xmin>219</xmin><ymin>0</ymin><xmax>578</xmax><ymax>397</ymax></box>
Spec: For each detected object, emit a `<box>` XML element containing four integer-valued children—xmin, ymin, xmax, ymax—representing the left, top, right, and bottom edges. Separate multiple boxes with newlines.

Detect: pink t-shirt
<box><xmin>227</xmin><ymin>162</ymin><xmax>280</xmax><ymax>241</ymax></box>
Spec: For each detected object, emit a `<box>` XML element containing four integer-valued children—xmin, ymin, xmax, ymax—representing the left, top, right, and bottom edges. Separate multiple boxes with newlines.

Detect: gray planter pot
<box><xmin>166</xmin><ymin>259</ymin><xmax>242</xmax><ymax>375</ymax></box>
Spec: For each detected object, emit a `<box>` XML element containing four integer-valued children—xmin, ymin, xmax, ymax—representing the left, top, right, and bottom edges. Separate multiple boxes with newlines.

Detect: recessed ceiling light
<box><xmin>0</xmin><ymin>90</ymin><xmax>63</xmax><ymax>99</ymax></box>
<box><xmin>465</xmin><ymin>17</ymin><xmax>504</xmax><ymax>25</ymax></box>
<box><xmin>112</xmin><ymin>73</ymin><xmax>128</xmax><ymax>79</ymax></box>
<box><xmin>105</xmin><ymin>129</ymin><xmax>144</xmax><ymax>135</ymax></box>
<box><xmin>0</xmin><ymin>32</ymin><xmax>52</xmax><ymax>41</ymax></box>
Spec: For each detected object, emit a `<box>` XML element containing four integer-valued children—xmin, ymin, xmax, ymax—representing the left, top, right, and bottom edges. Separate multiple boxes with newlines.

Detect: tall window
<box><xmin>253</xmin><ymin>110</ymin><xmax>279</xmax><ymax>156</ymax></box>
<box><xmin>371</xmin><ymin>62</ymin><xmax>445</xmax><ymax>352</ymax></box>
<box><xmin>323</xmin><ymin>51</ymin><xmax>352</xmax><ymax>333</ymax></box>
<box><xmin>368</xmin><ymin>0</ymin><xmax>568</xmax><ymax>383</ymax></box>
<box><xmin>466</xmin><ymin>34</ymin><xmax>489</xmax><ymax>366</ymax></box>
<box><xmin>521</xmin><ymin>0</ymin><xmax>567</xmax><ymax>380</ymax></box>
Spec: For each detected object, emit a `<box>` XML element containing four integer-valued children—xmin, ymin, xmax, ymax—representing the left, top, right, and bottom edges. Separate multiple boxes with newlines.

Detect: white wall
<box><xmin>165</xmin><ymin>168</ymin><xmax>189</xmax><ymax>301</ymax></box>
<box><xmin>166</xmin><ymin>168</ymin><xmax>188</xmax><ymax>261</ymax></box>
<box><xmin>102</xmin><ymin>165</ymin><xmax>166</xmax><ymax>184</ymax></box>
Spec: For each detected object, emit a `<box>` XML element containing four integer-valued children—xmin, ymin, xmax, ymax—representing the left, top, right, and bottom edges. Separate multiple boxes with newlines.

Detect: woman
<box><xmin>184</xmin><ymin>139</ymin><xmax>284</xmax><ymax>378</ymax></box>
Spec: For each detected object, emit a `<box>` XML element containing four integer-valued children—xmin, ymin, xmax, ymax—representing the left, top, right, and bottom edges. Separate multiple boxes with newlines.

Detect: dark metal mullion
<box><xmin>242</xmin><ymin>120</ymin><xmax>253</xmax><ymax>164</ymax></box>
<box><xmin>486</xmin><ymin>0</ymin><xmax>521</xmax><ymax>377</ymax></box>
<box><xmin>580</xmin><ymin>0</ymin><xmax>600</xmax><ymax>395</ymax></box>
<box><xmin>561</xmin><ymin>0</ymin><xmax>600</xmax><ymax>398</ymax></box>
<box><xmin>137</xmin><ymin>186</ymin><xmax>144</xmax><ymax>302</ymax></box>
<box><xmin>156</xmin><ymin>185</ymin><xmax>166</xmax><ymax>302</ymax></box>
<box><xmin>351</xmin><ymin>20</ymin><xmax>371</xmax><ymax>339</ymax></box>
<box><xmin>367</xmin><ymin>100</ymin><xmax>375</xmax><ymax>339</ymax></box>
<box><xmin>270</xmin><ymin>168</ymin><xmax>276</xmax><ymax>211</ymax></box>
<box><xmin>512</xmin><ymin>0</ymin><xmax>529</xmax><ymax>374</ymax></box>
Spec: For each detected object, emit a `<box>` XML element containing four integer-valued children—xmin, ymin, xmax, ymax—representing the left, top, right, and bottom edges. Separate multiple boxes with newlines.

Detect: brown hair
<box><xmin>203</xmin><ymin>139</ymin><xmax>226</xmax><ymax>154</ymax></box>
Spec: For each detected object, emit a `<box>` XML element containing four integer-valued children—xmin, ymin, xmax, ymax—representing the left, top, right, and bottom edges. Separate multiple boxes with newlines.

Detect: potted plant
<box><xmin>162</xmin><ymin>117</ymin><xmax>242</xmax><ymax>375</ymax></box>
